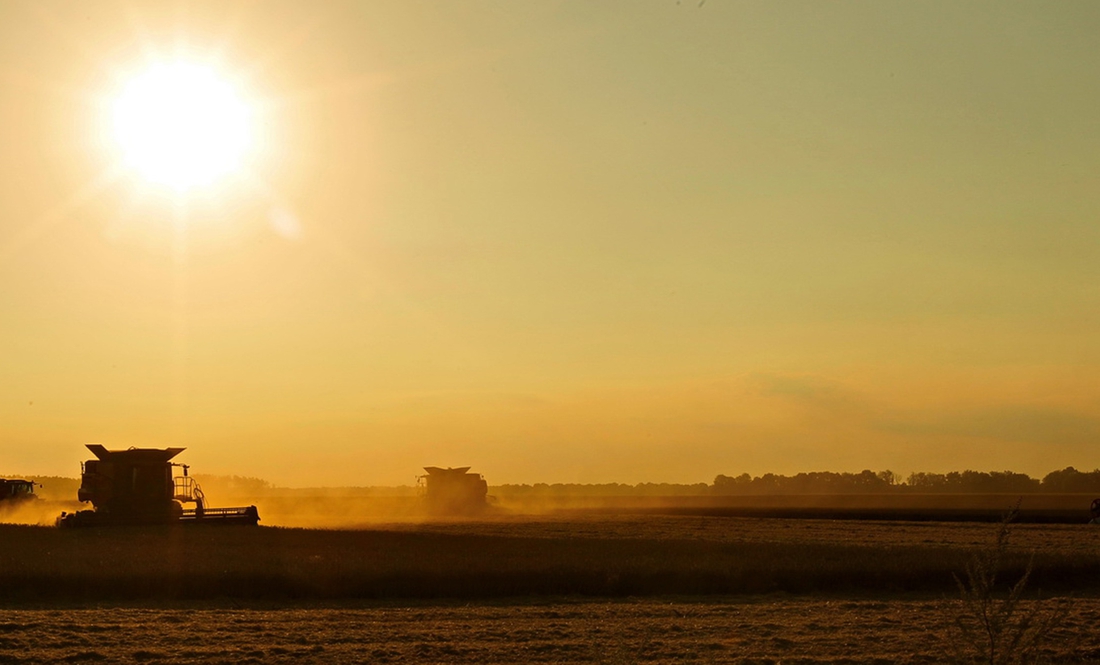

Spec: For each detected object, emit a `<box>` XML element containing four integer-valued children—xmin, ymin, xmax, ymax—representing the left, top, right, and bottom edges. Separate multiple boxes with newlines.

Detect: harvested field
<box><xmin>2</xmin><ymin>514</ymin><xmax>1098</xmax><ymax>663</ymax></box>
<box><xmin>3</xmin><ymin>598</ymin><xmax>1100</xmax><ymax>664</ymax></box>
<box><xmin>1</xmin><ymin>515</ymin><xmax>1098</xmax><ymax>602</ymax></box>
<box><xmin>375</xmin><ymin>512</ymin><xmax>1100</xmax><ymax>554</ymax></box>
<box><xmin>500</xmin><ymin>493</ymin><xmax>1100</xmax><ymax>524</ymax></box>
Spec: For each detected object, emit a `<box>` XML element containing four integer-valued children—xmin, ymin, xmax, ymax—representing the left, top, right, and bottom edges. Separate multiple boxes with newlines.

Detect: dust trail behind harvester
<box><xmin>193</xmin><ymin>485</ymin><xmax>721</xmax><ymax>529</ymax></box>
<box><xmin>191</xmin><ymin>466</ymin><xmax>502</xmax><ymax>528</ymax></box>
<box><xmin>0</xmin><ymin>500</ymin><xmax>81</xmax><ymax>526</ymax></box>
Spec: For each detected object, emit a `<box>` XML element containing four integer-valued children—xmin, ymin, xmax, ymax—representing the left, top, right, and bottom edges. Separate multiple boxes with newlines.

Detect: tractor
<box><xmin>0</xmin><ymin>478</ymin><xmax>38</xmax><ymax>504</ymax></box>
<box><xmin>57</xmin><ymin>444</ymin><xmax>259</xmax><ymax>527</ymax></box>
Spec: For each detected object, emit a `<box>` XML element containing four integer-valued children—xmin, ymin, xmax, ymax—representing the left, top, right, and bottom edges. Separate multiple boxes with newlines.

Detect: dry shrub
<box><xmin>947</xmin><ymin>504</ymin><xmax>1071</xmax><ymax>665</ymax></box>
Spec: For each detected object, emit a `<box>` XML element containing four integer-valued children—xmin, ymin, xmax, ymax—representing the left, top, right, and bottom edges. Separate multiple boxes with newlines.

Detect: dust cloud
<box><xmin>0</xmin><ymin>500</ymin><xmax>80</xmax><ymax>527</ymax></box>
<box><xmin>191</xmin><ymin>484</ymin><xmax>677</xmax><ymax>529</ymax></box>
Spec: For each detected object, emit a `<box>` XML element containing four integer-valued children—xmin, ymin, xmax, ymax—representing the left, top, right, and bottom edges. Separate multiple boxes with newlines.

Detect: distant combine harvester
<box><xmin>57</xmin><ymin>445</ymin><xmax>259</xmax><ymax>527</ymax></box>
<box><xmin>418</xmin><ymin>466</ymin><xmax>490</xmax><ymax>514</ymax></box>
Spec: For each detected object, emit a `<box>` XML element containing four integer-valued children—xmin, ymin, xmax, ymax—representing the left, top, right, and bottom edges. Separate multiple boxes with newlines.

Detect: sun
<box><xmin>112</xmin><ymin>62</ymin><xmax>253</xmax><ymax>192</ymax></box>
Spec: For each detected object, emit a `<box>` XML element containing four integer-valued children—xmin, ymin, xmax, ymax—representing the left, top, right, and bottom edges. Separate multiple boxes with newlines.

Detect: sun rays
<box><xmin>2</xmin><ymin>6</ymin><xmax>313</xmax><ymax>254</ymax></box>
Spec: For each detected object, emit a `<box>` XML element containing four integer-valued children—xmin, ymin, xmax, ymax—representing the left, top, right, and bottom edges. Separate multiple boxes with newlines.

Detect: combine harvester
<box><xmin>418</xmin><ymin>466</ymin><xmax>491</xmax><ymax>514</ymax></box>
<box><xmin>57</xmin><ymin>445</ymin><xmax>259</xmax><ymax>527</ymax></box>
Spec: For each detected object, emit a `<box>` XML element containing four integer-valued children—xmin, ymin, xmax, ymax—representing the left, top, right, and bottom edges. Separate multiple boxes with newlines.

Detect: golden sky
<box><xmin>1</xmin><ymin>1</ymin><xmax>1099</xmax><ymax>486</ymax></box>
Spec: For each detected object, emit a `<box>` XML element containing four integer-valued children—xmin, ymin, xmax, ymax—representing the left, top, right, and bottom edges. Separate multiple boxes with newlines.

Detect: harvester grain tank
<box><xmin>56</xmin><ymin>445</ymin><xmax>259</xmax><ymax>527</ymax></box>
<box><xmin>418</xmin><ymin>466</ymin><xmax>489</xmax><ymax>513</ymax></box>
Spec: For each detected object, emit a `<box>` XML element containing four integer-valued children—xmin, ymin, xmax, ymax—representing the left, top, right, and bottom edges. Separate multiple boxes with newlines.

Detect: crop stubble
<box><xmin>1</xmin><ymin>515</ymin><xmax>1098</xmax><ymax>663</ymax></box>
<box><xmin>3</xmin><ymin>599</ymin><xmax>1100</xmax><ymax>664</ymax></box>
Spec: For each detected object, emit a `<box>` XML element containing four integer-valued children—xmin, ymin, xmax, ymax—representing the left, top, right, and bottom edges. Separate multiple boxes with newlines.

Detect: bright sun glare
<box><xmin>112</xmin><ymin>62</ymin><xmax>253</xmax><ymax>191</ymax></box>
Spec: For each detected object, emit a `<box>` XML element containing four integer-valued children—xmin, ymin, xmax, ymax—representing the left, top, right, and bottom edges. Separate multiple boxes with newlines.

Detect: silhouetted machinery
<box><xmin>0</xmin><ymin>479</ymin><xmax>38</xmax><ymax>504</ymax></box>
<box><xmin>56</xmin><ymin>445</ymin><xmax>259</xmax><ymax>527</ymax></box>
<box><xmin>418</xmin><ymin>466</ymin><xmax>489</xmax><ymax>513</ymax></box>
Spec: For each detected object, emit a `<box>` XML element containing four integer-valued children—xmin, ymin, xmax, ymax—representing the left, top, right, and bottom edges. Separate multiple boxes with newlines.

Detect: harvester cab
<box><xmin>58</xmin><ymin>444</ymin><xmax>259</xmax><ymax>527</ymax></box>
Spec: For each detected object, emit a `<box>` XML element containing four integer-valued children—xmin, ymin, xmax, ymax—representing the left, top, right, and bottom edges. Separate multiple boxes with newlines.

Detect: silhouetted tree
<box><xmin>1041</xmin><ymin>467</ymin><xmax>1100</xmax><ymax>493</ymax></box>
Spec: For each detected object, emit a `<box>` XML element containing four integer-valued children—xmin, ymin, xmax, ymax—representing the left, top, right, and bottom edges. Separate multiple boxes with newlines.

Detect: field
<box><xmin>2</xmin><ymin>507</ymin><xmax>1100</xmax><ymax>663</ymax></box>
<box><xmin>5</xmin><ymin>598</ymin><xmax>1100</xmax><ymax>664</ymax></box>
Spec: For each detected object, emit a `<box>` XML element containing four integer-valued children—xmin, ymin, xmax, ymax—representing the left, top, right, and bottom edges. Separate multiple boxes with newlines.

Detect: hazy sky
<box><xmin>2</xmin><ymin>1</ymin><xmax>1099</xmax><ymax>486</ymax></box>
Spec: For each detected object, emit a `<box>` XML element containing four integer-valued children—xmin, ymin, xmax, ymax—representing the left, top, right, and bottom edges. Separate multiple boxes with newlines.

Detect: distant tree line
<box><xmin>712</xmin><ymin>470</ymin><xmax>900</xmax><ymax>495</ymax></box>
<box><xmin>192</xmin><ymin>475</ymin><xmax>273</xmax><ymax>498</ymax></box>
<box><xmin>713</xmin><ymin>467</ymin><xmax>1100</xmax><ymax>495</ymax></box>
<box><xmin>493</xmin><ymin>482</ymin><xmax>711</xmax><ymax>498</ymax></box>
<box><xmin>496</xmin><ymin>467</ymin><xmax>1100</xmax><ymax>497</ymax></box>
